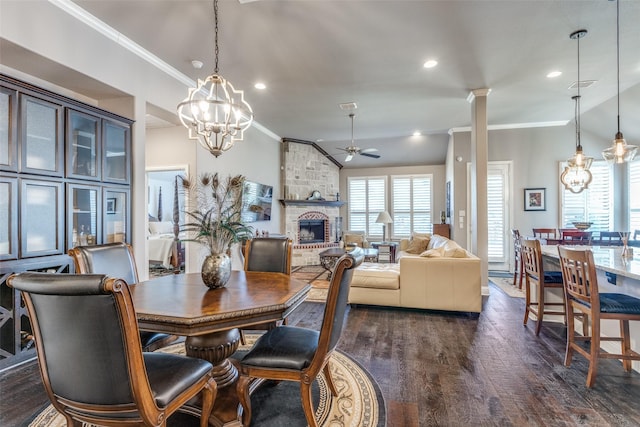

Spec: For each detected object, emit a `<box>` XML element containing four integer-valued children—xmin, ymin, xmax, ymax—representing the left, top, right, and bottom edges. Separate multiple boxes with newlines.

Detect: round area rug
<box><xmin>28</xmin><ymin>334</ymin><xmax>385</xmax><ymax>427</ymax></box>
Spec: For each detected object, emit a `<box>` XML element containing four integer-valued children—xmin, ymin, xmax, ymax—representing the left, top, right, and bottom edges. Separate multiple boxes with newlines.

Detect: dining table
<box><xmin>130</xmin><ymin>270</ymin><xmax>311</xmax><ymax>426</ymax></box>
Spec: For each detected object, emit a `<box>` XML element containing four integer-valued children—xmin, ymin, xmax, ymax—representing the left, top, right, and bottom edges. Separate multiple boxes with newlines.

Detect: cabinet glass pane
<box><xmin>104</xmin><ymin>122</ymin><xmax>128</xmax><ymax>182</ymax></box>
<box><xmin>70</xmin><ymin>186</ymin><xmax>99</xmax><ymax>247</ymax></box>
<box><xmin>1</xmin><ymin>91</ymin><xmax>10</xmax><ymax>167</ymax></box>
<box><xmin>24</xmin><ymin>98</ymin><xmax>59</xmax><ymax>172</ymax></box>
<box><xmin>23</xmin><ymin>181</ymin><xmax>61</xmax><ymax>254</ymax></box>
<box><xmin>0</xmin><ymin>180</ymin><xmax>16</xmax><ymax>259</ymax></box>
<box><xmin>68</xmin><ymin>112</ymin><xmax>98</xmax><ymax>178</ymax></box>
<box><xmin>105</xmin><ymin>189</ymin><xmax>128</xmax><ymax>243</ymax></box>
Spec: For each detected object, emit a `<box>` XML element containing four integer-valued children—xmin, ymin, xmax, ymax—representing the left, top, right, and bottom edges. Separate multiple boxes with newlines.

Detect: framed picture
<box><xmin>524</xmin><ymin>188</ymin><xmax>546</xmax><ymax>211</ymax></box>
<box><xmin>106</xmin><ymin>198</ymin><xmax>116</xmax><ymax>214</ymax></box>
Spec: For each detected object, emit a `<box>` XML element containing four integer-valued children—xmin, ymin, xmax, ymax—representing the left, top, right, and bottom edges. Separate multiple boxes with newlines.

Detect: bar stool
<box><xmin>521</xmin><ymin>238</ymin><xmax>566</xmax><ymax>336</ymax></box>
<box><xmin>532</xmin><ymin>228</ymin><xmax>557</xmax><ymax>240</ymax></box>
<box><xmin>511</xmin><ymin>229</ymin><xmax>524</xmax><ymax>289</ymax></box>
<box><xmin>558</xmin><ymin>246</ymin><xmax>640</xmax><ymax>387</ymax></box>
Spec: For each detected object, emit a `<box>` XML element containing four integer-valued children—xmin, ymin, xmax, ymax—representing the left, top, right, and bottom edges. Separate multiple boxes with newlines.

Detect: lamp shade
<box><xmin>375</xmin><ymin>211</ymin><xmax>393</xmax><ymax>224</ymax></box>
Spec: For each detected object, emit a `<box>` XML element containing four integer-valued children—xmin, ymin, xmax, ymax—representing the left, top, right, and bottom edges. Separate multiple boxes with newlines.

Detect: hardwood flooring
<box><xmin>2</xmin><ymin>282</ymin><xmax>640</xmax><ymax>426</ymax></box>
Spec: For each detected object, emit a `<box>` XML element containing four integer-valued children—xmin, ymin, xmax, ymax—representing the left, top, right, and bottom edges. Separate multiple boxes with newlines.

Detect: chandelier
<box><xmin>177</xmin><ymin>0</ymin><xmax>253</xmax><ymax>158</ymax></box>
<box><xmin>561</xmin><ymin>29</ymin><xmax>592</xmax><ymax>194</ymax></box>
<box><xmin>602</xmin><ymin>0</ymin><xmax>637</xmax><ymax>164</ymax></box>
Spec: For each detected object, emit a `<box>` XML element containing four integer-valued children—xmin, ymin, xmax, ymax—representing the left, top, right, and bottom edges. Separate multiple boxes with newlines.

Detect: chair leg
<box><xmin>239</xmin><ymin>329</ymin><xmax>246</xmax><ymax>346</ymax></box>
<box><xmin>237</xmin><ymin>375</ymin><xmax>252</xmax><ymax>426</ymax></box>
<box><xmin>523</xmin><ymin>278</ymin><xmax>531</xmax><ymax>326</ymax></box>
<box><xmin>300</xmin><ymin>381</ymin><xmax>319</xmax><ymax>427</ymax></box>
<box><xmin>518</xmin><ymin>259</ymin><xmax>524</xmax><ymax>290</ymax></box>
<box><xmin>535</xmin><ymin>283</ymin><xmax>544</xmax><ymax>336</ymax></box>
<box><xmin>586</xmin><ymin>318</ymin><xmax>600</xmax><ymax>388</ymax></box>
<box><xmin>621</xmin><ymin>320</ymin><xmax>633</xmax><ymax>372</ymax></box>
<box><xmin>200</xmin><ymin>378</ymin><xmax>217</xmax><ymax>427</ymax></box>
<box><xmin>564</xmin><ymin>306</ymin><xmax>575</xmax><ymax>367</ymax></box>
<box><xmin>323</xmin><ymin>362</ymin><xmax>338</xmax><ymax>397</ymax></box>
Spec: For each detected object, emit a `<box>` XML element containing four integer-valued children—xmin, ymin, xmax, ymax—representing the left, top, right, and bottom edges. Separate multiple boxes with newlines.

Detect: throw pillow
<box><xmin>444</xmin><ymin>247</ymin><xmax>469</xmax><ymax>258</ymax></box>
<box><xmin>405</xmin><ymin>236</ymin><xmax>430</xmax><ymax>254</ymax></box>
<box><xmin>420</xmin><ymin>247</ymin><xmax>445</xmax><ymax>257</ymax></box>
<box><xmin>411</xmin><ymin>232</ymin><xmax>431</xmax><ymax>240</ymax></box>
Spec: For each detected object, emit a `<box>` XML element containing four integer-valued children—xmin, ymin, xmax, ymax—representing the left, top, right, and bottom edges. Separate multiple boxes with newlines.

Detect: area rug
<box><xmin>292</xmin><ymin>265</ymin><xmax>330</xmax><ymax>303</ymax></box>
<box><xmin>27</xmin><ymin>334</ymin><xmax>385</xmax><ymax>427</ymax></box>
<box><xmin>489</xmin><ymin>275</ymin><xmax>525</xmax><ymax>298</ymax></box>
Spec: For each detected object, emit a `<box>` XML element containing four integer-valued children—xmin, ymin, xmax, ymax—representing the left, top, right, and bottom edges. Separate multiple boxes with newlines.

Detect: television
<box><xmin>241</xmin><ymin>180</ymin><xmax>273</xmax><ymax>222</ymax></box>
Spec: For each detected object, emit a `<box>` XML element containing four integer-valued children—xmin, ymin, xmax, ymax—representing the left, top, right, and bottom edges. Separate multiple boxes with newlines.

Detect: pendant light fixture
<box><xmin>602</xmin><ymin>0</ymin><xmax>638</xmax><ymax>164</ymax></box>
<box><xmin>561</xmin><ymin>29</ymin><xmax>593</xmax><ymax>194</ymax></box>
<box><xmin>177</xmin><ymin>0</ymin><xmax>253</xmax><ymax>158</ymax></box>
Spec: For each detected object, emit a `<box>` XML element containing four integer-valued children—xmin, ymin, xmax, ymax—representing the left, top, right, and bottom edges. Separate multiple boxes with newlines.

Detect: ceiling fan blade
<box><xmin>359</xmin><ymin>148</ymin><xmax>378</xmax><ymax>154</ymax></box>
<box><xmin>345</xmin><ymin>154</ymin><xmax>354</xmax><ymax>162</ymax></box>
<box><xmin>360</xmin><ymin>151</ymin><xmax>381</xmax><ymax>159</ymax></box>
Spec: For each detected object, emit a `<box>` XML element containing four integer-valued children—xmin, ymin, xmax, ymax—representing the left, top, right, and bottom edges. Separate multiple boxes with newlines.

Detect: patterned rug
<box><xmin>292</xmin><ymin>265</ymin><xmax>330</xmax><ymax>303</ymax></box>
<box><xmin>489</xmin><ymin>275</ymin><xmax>525</xmax><ymax>298</ymax></box>
<box><xmin>28</xmin><ymin>334</ymin><xmax>385</xmax><ymax>427</ymax></box>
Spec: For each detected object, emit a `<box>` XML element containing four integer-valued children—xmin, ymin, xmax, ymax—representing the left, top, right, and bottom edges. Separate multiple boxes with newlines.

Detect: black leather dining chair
<box><xmin>69</xmin><ymin>242</ymin><xmax>178</xmax><ymax>352</ymax></box>
<box><xmin>236</xmin><ymin>247</ymin><xmax>364</xmax><ymax>427</ymax></box>
<box><xmin>7</xmin><ymin>272</ymin><xmax>217</xmax><ymax>427</ymax></box>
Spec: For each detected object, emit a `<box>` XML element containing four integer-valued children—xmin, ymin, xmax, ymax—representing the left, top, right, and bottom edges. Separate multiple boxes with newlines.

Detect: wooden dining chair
<box><xmin>7</xmin><ymin>272</ymin><xmax>217</xmax><ymax>427</ymax></box>
<box><xmin>236</xmin><ymin>247</ymin><xmax>365</xmax><ymax>427</ymax></box>
<box><xmin>511</xmin><ymin>229</ymin><xmax>524</xmax><ymax>289</ymax></box>
<box><xmin>69</xmin><ymin>242</ymin><xmax>178</xmax><ymax>352</ymax></box>
<box><xmin>532</xmin><ymin>228</ymin><xmax>557</xmax><ymax>240</ymax></box>
<box><xmin>598</xmin><ymin>231</ymin><xmax>623</xmax><ymax>246</ymax></box>
<box><xmin>521</xmin><ymin>238</ymin><xmax>566</xmax><ymax>336</ymax></box>
<box><xmin>241</xmin><ymin>237</ymin><xmax>293</xmax><ymax>344</ymax></box>
<box><xmin>561</xmin><ymin>230</ymin><xmax>592</xmax><ymax>244</ymax></box>
<box><xmin>557</xmin><ymin>246</ymin><xmax>640</xmax><ymax>387</ymax></box>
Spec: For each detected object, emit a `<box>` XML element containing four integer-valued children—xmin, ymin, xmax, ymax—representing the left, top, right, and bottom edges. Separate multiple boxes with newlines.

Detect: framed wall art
<box><xmin>524</xmin><ymin>188</ymin><xmax>545</xmax><ymax>211</ymax></box>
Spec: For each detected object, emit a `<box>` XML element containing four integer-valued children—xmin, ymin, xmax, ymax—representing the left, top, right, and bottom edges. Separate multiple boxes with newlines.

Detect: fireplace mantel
<box><xmin>279</xmin><ymin>199</ymin><xmax>345</xmax><ymax>207</ymax></box>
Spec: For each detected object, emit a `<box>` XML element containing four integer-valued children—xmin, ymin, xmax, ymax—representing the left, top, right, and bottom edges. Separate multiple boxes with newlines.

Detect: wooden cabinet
<box><xmin>433</xmin><ymin>224</ymin><xmax>450</xmax><ymax>239</ymax></box>
<box><xmin>0</xmin><ymin>74</ymin><xmax>133</xmax><ymax>368</ymax></box>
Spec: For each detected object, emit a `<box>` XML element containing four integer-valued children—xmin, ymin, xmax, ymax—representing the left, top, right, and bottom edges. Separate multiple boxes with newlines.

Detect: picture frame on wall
<box><xmin>524</xmin><ymin>188</ymin><xmax>546</xmax><ymax>211</ymax></box>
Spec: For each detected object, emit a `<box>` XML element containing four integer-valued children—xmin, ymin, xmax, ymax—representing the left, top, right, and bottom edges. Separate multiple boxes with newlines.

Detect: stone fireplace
<box><xmin>297</xmin><ymin>212</ymin><xmax>330</xmax><ymax>245</ymax></box>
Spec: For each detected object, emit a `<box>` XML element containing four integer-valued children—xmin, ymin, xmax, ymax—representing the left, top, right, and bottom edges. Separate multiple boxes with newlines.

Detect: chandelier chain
<box><xmin>214</xmin><ymin>0</ymin><xmax>219</xmax><ymax>74</ymax></box>
<box><xmin>616</xmin><ymin>0</ymin><xmax>620</xmax><ymax>133</ymax></box>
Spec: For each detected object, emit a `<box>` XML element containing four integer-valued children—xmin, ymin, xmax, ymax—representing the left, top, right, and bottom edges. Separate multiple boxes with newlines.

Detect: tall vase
<box><xmin>201</xmin><ymin>252</ymin><xmax>231</xmax><ymax>289</ymax></box>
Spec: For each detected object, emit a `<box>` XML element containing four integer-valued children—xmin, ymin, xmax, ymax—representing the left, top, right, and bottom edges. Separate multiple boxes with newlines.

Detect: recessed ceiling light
<box><xmin>254</xmin><ymin>82</ymin><xmax>266</xmax><ymax>90</ymax></box>
<box><xmin>423</xmin><ymin>60</ymin><xmax>438</xmax><ymax>69</ymax></box>
<box><xmin>547</xmin><ymin>71</ymin><xmax>562</xmax><ymax>78</ymax></box>
<box><xmin>413</xmin><ymin>131</ymin><xmax>422</xmax><ymax>136</ymax></box>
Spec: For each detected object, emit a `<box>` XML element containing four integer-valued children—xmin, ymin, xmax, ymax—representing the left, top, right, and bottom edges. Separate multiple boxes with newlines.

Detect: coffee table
<box><xmin>319</xmin><ymin>247</ymin><xmax>378</xmax><ymax>279</ymax></box>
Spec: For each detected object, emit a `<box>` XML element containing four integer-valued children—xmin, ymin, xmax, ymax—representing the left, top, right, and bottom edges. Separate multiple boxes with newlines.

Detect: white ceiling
<box><xmin>7</xmin><ymin>0</ymin><xmax>640</xmax><ymax>168</ymax></box>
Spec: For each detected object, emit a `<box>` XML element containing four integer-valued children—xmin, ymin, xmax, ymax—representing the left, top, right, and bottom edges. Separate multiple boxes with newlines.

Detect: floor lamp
<box><xmin>376</xmin><ymin>211</ymin><xmax>393</xmax><ymax>243</ymax></box>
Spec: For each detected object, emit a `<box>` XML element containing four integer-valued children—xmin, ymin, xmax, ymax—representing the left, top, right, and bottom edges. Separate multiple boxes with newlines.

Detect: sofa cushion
<box><xmin>351</xmin><ymin>263</ymin><xmax>400</xmax><ymax>290</ymax></box>
<box><xmin>420</xmin><ymin>247</ymin><xmax>445</xmax><ymax>257</ymax></box>
<box><xmin>405</xmin><ymin>236</ymin><xmax>430</xmax><ymax>254</ymax></box>
<box><xmin>427</xmin><ymin>234</ymin><xmax>451</xmax><ymax>250</ymax></box>
<box><xmin>411</xmin><ymin>232</ymin><xmax>432</xmax><ymax>240</ymax></box>
<box><xmin>444</xmin><ymin>247</ymin><xmax>469</xmax><ymax>258</ymax></box>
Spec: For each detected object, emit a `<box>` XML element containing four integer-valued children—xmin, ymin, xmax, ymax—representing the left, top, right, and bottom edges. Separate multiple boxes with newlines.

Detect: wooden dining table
<box><xmin>130</xmin><ymin>271</ymin><xmax>311</xmax><ymax>426</ymax></box>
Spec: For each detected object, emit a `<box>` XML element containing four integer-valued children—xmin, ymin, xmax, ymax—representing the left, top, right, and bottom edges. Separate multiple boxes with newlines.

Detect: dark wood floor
<box><xmin>2</xmin><ymin>282</ymin><xmax>640</xmax><ymax>427</ymax></box>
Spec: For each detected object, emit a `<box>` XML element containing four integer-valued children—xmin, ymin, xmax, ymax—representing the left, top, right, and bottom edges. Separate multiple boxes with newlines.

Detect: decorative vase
<box><xmin>201</xmin><ymin>252</ymin><xmax>232</xmax><ymax>289</ymax></box>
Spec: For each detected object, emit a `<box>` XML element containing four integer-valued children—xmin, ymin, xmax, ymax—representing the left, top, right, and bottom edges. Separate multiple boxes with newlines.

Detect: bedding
<box><xmin>148</xmin><ymin>222</ymin><xmax>177</xmax><ymax>269</ymax></box>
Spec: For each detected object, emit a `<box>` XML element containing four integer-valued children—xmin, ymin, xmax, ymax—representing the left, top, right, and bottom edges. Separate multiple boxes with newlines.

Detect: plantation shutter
<box><xmin>561</xmin><ymin>161</ymin><xmax>613</xmax><ymax>231</ymax></box>
<box><xmin>630</xmin><ymin>160</ymin><xmax>640</xmax><ymax>233</ymax></box>
<box><xmin>487</xmin><ymin>170</ymin><xmax>505</xmax><ymax>260</ymax></box>
<box><xmin>347</xmin><ymin>176</ymin><xmax>386</xmax><ymax>237</ymax></box>
<box><xmin>391</xmin><ymin>175</ymin><xmax>432</xmax><ymax>239</ymax></box>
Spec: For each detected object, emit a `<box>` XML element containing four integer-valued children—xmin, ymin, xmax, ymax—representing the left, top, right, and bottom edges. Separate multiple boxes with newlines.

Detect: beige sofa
<box><xmin>348</xmin><ymin>233</ymin><xmax>482</xmax><ymax>313</ymax></box>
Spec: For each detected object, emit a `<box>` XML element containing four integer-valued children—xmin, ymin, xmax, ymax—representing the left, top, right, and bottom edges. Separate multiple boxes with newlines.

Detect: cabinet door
<box><xmin>66</xmin><ymin>109</ymin><xmax>100</xmax><ymax>180</ymax></box>
<box><xmin>103</xmin><ymin>187</ymin><xmax>130</xmax><ymax>244</ymax></box>
<box><xmin>0</xmin><ymin>87</ymin><xmax>18</xmax><ymax>172</ymax></box>
<box><xmin>67</xmin><ymin>183</ymin><xmax>101</xmax><ymax>250</ymax></box>
<box><xmin>0</xmin><ymin>177</ymin><xmax>18</xmax><ymax>260</ymax></box>
<box><xmin>102</xmin><ymin>119</ymin><xmax>130</xmax><ymax>184</ymax></box>
<box><xmin>20</xmin><ymin>178</ymin><xmax>64</xmax><ymax>257</ymax></box>
<box><xmin>19</xmin><ymin>94</ymin><xmax>64</xmax><ymax>176</ymax></box>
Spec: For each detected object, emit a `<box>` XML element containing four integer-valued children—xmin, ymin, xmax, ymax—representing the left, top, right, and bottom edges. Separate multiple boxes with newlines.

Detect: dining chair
<box><xmin>532</xmin><ymin>228</ymin><xmax>557</xmax><ymax>240</ymax></box>
<box><xmin>511</xmin><ymin>229</ymin><xmax>524</xmax><ymax>289</ymax></box>
<box><xmin>561</xmin><ymin>230</ymin><xmax>592</xmax><ymax>244</ymax></box>
<box><xmin>557</xmin><ymin>246</ymin><xmax>640</xmax><ymax>387</ymax></box>
<box><xmin>7</xmin><ymin>272</ymin><xmax>217</xmax><ymax>427</ymax></box>
<box><xmin>598</xmin><ymin>231</ymin><xmax>623</xmax><ymax>246</ymax></box>
<box><xmin>521</xmin><ymin>238</ymin><xmax>566</xmax><ymax>336</ymax></box>
<box><xmin>236</xmin><ymin>247</ymin><xmax>365</xmax><ymax>427</ymax></box>
<box><xmin>69</xmin><ymin>242</ymin><xmax>178</xmax><ymax>352</ymax></box>
<box><xmin>241</xmin><ymin>237</ymin><xmax>292</xmax><ymax>344</ymax></box>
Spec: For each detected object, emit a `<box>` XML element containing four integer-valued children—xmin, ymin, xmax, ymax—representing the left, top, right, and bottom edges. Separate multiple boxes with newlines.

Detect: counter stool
<box><xmin>511</xmin><ymin>229</ymin><xmax>524</xmax><ymax>289</ymax></box>
<box><xmin>521</xmin><ymin>238</ymin><xmax>566</xmax><ymax>336</ymax></box>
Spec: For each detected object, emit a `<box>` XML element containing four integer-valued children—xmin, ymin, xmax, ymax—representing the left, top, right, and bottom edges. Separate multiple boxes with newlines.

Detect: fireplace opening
<box><xmin>298</xmin><ymin>219</ymin><xmax>325</xmax><ymax>244</ymax></box>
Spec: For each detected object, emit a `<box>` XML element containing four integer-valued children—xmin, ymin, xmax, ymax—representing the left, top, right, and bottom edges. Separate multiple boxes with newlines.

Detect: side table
<box><xmin>370</xmin><ymin>242</ymin><xmax>398</xmax><ymax>263</ymax></box>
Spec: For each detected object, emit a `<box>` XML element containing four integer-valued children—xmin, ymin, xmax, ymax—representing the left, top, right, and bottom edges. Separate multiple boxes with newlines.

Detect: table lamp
<box><xmin>375</xmin><ymin>211</ymin><xmax>393</xmax><ymax>243</ymax></box>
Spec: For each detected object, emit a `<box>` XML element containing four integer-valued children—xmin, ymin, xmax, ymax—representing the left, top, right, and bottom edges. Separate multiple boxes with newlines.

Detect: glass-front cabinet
<box><xmin>19</xmin><ymin>94</ymin><xmax>64</xmax><ymax>176</ymax></box>
<box><xmin>0</xmin><ymin>86</ymin><xmax>17</xmax><ymax>172</ymax></box>
<box><xmin>67</xmin><ymin>183</ymin><xmax>101</xmax><ymax>249</ymax></box>
<box><xmin>104</xmin><ymin>187</ymin><xmax>130</xmax><ymax>244</ymax></box>
<box><xmin>19</xmin><ymin>178</ymin><xmax>64</xmax><ymax>258</ymax></box>
<box><xmin>67</xmin><ymin>109</ymin><xmax>100</xmax><ymax>180</ymax></box>
<box><xmin>103</xmin><ymin>119</ymin><xmax>130</xmax><ymax>184</ymax></box>
<box><xmin>0</xmin><ymin>177</ymin><xmax>17</xmax><ymax>260</ymax></box>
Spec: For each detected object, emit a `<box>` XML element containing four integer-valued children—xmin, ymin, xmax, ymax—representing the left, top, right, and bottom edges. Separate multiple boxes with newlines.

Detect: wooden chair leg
<box><xmin>586</xmin><ymin>318</ymin><xmax>600</xmax><ymax>388</ymax></box>
<box><xmin>239</xmin><ymin>329</ymin><xmax>246</xmax><ymax>346</ymax></box>
<box><xmin>565</xmin><ymin>306</ymin><xmax>576</xmax><ymax>367</ymax></box>
<box><xmin>323</xmin><ymin>362</ymin><xmax>338</xmax><ymax>397</ymax></box>
<box><xmin>518</xmin><ymin>259</ymin><xmax>524</xmax><ymax>290</ymax></box>
<box><xmin>237</xmin><ymin>375</ymin><xmax>252</xmax><ymax>426</ymax></box>
<box><xmin>621</xmin><ymin>320</ymin><xmax>633</xmax><ymax>372</ymax></box>
<box><xmin>300</xmin><ymin>381</ymin><xmax>319</xmax><ymax>427</ymax></box>
<box><xmin>200</xmin><ymin>378</ymin><xmax>217</xmax><ymax>427</ymax></box>
<box><xmin>535</xmin><ymin>284</ymin><xmax>544</xmax><ymax>336</ymax></box>
<box><xmin>523</xmin><ymin>278</ymin><xmax>531</xmax><ymax>326</ymax></box>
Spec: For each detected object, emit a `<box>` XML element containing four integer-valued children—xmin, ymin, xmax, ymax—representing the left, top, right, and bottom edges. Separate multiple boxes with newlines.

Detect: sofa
<box><xmin>348</xmin><ymin>233</ymin><xmax>482</xmax><ymax>313</ymax></box>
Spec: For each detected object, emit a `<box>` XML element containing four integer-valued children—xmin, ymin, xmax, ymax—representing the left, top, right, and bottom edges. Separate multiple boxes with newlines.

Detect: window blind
<box><xmin>630</xmin><ymin>160</ymin><xmax>640</xmax><ymax>233</ymax></box>
<box><xmin>391</xmin><ymin>175</ymin><xmax>432</xmax><ymax>239</ymax></box>
<box><xmin>347</xmin><ymin>176</ymin><xmax>386</xmax><ymax>237</ymax></box>
<box><xmin>561</xmin><ymin>161</ymin><xmax>613</xmax><ymax>231</ymax></box>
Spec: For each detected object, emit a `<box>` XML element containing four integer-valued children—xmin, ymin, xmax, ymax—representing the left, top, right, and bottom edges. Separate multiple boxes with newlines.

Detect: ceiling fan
<box><xmin>335</xmin><ymin>113</ymin><xmax>380</xmax><ymax>162</ymax></box>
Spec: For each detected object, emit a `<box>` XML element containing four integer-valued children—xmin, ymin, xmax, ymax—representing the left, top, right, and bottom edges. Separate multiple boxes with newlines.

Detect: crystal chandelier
<box><xmin>177</xmin><ymin>0</ymin><xmax>253</xmax><ymax>158</ymax></box>
<box><xmin>561</xmin><ymin>30</ymin><xmax>592</xmax><ymax>194</ymax></box>
<box><xmin>602</xmin><ymin>0</ymin><xmax>637</xmax><ymax>164</ymax></box>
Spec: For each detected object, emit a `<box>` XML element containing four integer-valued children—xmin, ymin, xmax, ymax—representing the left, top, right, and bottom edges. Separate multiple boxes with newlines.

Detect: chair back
<box><xmin>511</xmin><ymin>229</ymin><xmax>522</xmax><ymax>250</ymax></box>
<box><xmin>244</xmin><ymin>237</ymin><xmax>292</xmax><ymax>274</ymax></box>
<box><xmin>598</xmin><ymin>231</ymin><xmax>623</xmax><ymax>246</ymax></box>
<box><xmin>7</xmin><ymin>273</ymin><xmax>148</xmax><ymax>408</ymax></box>
<box><xmin>557</xmin><ymin>246</ymin><xmax>599</xmax><ymax>310</ymax></box>
<box><xmin>521</xmin><ymin>238</ymin><xmax>543</xmax><ymax>280</ymax></box>
<box><xmin>69</xmin><ymin>242</ymin><xmax>138</xmax><ymax>284</ymax></box>
<box><xmin>634</xmin><ymin>230</ymin><xmax>640</xmax><ymax>241</ymax></box>
<box><xmin>561</xmin><ymin>230</ymin><xmax>592</xmax><ymax>244</ymax></box>
<box><xmin>317</xmin><ymin>247</ymin><xmax>364</xmax><ymax>357</ymax></box>
<box><xmin>532</xmin><ymin>228</ymin><xmax>557</xmax><ymax>239</ymax></box>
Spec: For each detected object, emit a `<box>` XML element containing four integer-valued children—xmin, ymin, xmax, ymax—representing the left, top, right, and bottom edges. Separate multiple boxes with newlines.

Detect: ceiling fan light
<box><xmin>345</xmin><ymin>154</ymin><xmax>353</xmax><ymax>162</ymax></box>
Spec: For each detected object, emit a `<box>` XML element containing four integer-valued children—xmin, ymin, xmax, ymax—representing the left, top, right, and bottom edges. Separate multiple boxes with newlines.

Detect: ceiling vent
<box><xmin>339</xmin><ymin>102</ymin><xmax>358</xmax><ymax>111</ymax></box>
<box><xmin>568</xmin><ymin>80</ymin><xmax>597</xmax><ymax>90</ymax></box>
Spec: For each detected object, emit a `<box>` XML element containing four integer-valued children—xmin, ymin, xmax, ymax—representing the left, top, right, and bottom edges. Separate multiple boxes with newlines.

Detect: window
<box><xmin>561</xmin><ymin>161</ymin><xmax>613</xmax><ymax>231</ymax></box>
<box><xmin>391</xmin><ymin>175</ymin><xmax>432</xmax><ymax>238</ymax></box>
<box><xmin>630</xmin><ymin>160</ymin><xmax>640</xmax><ymax>233</ymax></box>
<box><xmin>347</xmin><ymin>176</ymin><xmax>386</xmax><ymax>237</ymax></box>
<box><xmin>487</xmin><ymin>165</ymin><xmax>508</xmax><ymax>262</ymax></box>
